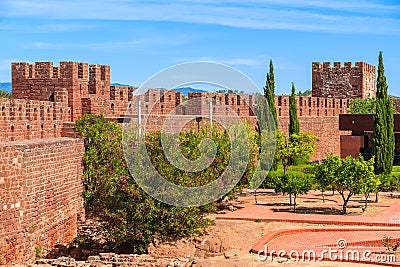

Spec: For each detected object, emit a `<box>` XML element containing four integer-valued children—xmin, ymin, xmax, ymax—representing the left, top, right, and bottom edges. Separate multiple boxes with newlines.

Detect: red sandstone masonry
<box><xmin>0</xmin><ymin>98</ymin><xmax>69</xmax><ymax>142</ymax></box>
<box><xmin>0</xmin><ymin>138</ymin><xmax>84</xmax><ymax>265</ymax></box>
<box><xmin>275</xmin><ymin>95</ymin><xmax>349</xmax><ymax>117</ymax></box>
<box><xmin>278</xmin><ymin>116</ymin><xmax>351</xmax><ymax>160</ymax></box>
<box><xmin>312</xmin><ymin>61</ymin><xmax>376</xmax><ymax>99</ymax></box>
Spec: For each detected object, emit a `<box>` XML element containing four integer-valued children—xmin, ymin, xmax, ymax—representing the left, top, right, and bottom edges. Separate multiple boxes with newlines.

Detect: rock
<box><xmin>198</xmin><ymin>235</ymin><xmax>224</xmax><ymax>254</ymax></box>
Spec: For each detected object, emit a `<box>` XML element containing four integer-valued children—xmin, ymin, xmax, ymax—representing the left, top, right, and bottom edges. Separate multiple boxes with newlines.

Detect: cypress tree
<box><xmin>372</xmin><ymin>51</ymin><xmax>394</xmax><ymax>175</ymax></box>
<box><xmin>289</xmin><ymin>82</ymin><xmax>300</xmax><ymax>136</ymax></box>
<box><xmin>264</xmin><ymin>59</ymin><xmax>278</xmax><ymax>129</ymax></box>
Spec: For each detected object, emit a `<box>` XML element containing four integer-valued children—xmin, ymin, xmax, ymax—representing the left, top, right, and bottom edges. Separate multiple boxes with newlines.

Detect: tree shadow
<box><xmin>271</xmin><ymin>206</ymin><xmax>349</xmax><ymax>215</ymax></box>
<box><xmin>256</xmin><ymin>202</ymin><xmax>292</xmax><ymax>207</ymax></box>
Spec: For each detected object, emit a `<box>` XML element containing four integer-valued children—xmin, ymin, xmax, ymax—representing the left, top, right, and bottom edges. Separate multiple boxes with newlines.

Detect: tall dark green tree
<box><xmin>289</xmin><ymin>82</ymin><xmax>300</xmax><ymax>136</ymax></box>
<box><xmin>261</xmin><ymin>59</ymin><xmax>279</xmax><ymax>171</ymax></box>
<box><xmin>263</xmin><ymin>59</ymin><xmax>278</xmax><ymax>129</ymax></box>
<box><xmin>372</xmin><ymin>51</ymin><xmax>394</xmax><ymax>175</ymax></box>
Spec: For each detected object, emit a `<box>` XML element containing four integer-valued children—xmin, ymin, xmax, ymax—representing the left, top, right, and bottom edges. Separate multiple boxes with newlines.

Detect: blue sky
<box><xmin>0</xmin><ymin>0</ymin><xmax>399</xmax><ymax>95</ymax></box>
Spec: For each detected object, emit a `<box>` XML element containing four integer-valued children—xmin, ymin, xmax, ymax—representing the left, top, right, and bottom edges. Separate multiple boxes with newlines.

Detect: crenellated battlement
<box><xmin>0</xmin><ymin>98</ymin><xmax>69</xmax><ymax>142</ymax></box>
<box><xmin>275</xmin><ymin>95</ymin><xmax>349</xmax><ymax>117</ymax></box>
<box><xmin>185</xmin><ymin>92</ymin><xmax>255</xmax><ymax>116</ymax></box>
<box><xmin>12</xmin><ymin>61</ymin><xmax>111</xmax><ymax>81</ymax></box>
<box><xmin>312</xmin><ymin>61</ymin><xmax>376</xmax><ymax>99</ymax></box>
<box><xmin>312</xmin><ymin>61</ymin><xmax>375</xmax><ymax>73</ymax></box>
<box><xmin>12</xmin><ymin>61</ymin><xmax>111</xmax><ymax>121</ymax></box>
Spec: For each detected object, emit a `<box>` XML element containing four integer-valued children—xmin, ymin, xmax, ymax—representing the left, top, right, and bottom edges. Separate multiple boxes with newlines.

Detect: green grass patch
<box><xmin>392</xmin><ymin>166</ymin><xmax>400</xmax><ymax>173</ymax></box>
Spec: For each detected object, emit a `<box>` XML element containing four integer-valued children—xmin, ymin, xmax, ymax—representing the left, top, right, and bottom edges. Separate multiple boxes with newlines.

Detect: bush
<box><xmin>75</xmin><ymin>114</ymin><xmax>259</xmax><ymax>252</ymax></box>
<box><xmin>75</xmin><ymin>114</ymin><xmax>215</xmax><ymax>253</ymax></box>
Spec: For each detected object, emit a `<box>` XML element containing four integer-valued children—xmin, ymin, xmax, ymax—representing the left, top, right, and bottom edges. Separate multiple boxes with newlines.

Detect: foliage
<box><xmin>262</xmin><ymin>60</ymin><xmax>278</xmax><ymax>170</ymax></box>
<box><xmin>268</xmin><ymin>170</ymin><xmax>313</xmax><ymax>212</ymax></box>
<box><xmin>296</xmin><ymin>89</ymin><xmax>312</xmax><ymax>96</ymax></box>
<box><xmin>263</xmin><ymin>59</ymin><xmax>277</xmax><ymax>129</ymax></box>
<box><xmin>378</xmin><ymin>173</ymin><xmax>400</xmax><ymax>192</ymax></box>
<box><xmin>373</xmin><ymin>51</ymin><xmax>395</xmax><ymax>175</ymax></box>
<box><xmin>255</xmin><ymin>94</ymin><xmax>277</xmax><ymax>173</ymax></box>
<box><xmin>75</xmin><ymin>114</ymin><xmax>223</xmax><ymax>253</ymax></box>
<box><xmin>392</xmin><ymin>166</ymin><xmax>400</xmax><ymax>173</ymax></box>
<box><xmin>347</xmin><ymin>98</ymin><xmax>376</xmax><ymax>114</ymax></box>
<box><xmin>313</xmin><ymin>154</ymin><xmax>341</xmax><ymax>202</ymax></box>
<box><xmin>382</xmin><ymin>235</ymin><xmax>400</xmax><ymax>254</ymax></box>
<box><xmin>275</xmin><ymin>131</ymin><xmax>318</xmax><ymax>174</ymax></box>
<box><xmin>215</xmin><ymin>89</ymin><xmax>244</xmax><ymax>94</ymax></box>
<box><xmin>0</xmin><ymin>89</ymin><xmax>11</xmax><ymax>98</ymax></box>
<box><xmin>335</xmin><ymin>156</ymin><xmax>376</xmax><ymax>214</ymax></box>
<box><xmin>143</xmin><ymin>123</ymin><xmax>259</xmax><ymax>195</ymax></box>
<box><xmin>289</xmin><ymin>82</ymin><xmax>300</xmax><ymax>136</ymax></box>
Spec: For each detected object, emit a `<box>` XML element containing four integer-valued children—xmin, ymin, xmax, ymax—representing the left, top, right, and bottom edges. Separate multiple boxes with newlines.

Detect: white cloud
<box><xmin>1</xmin><ymin>0</ymin><xmax>399</xmax><ymax>34</ymax></box>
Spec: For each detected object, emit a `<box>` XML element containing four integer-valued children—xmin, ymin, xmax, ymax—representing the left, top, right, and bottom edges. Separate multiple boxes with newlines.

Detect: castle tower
<box><xmin>312</xmin><ymin>61</ymin><xmax>376</xmax><ymax>99</ymax></box>
<box><xmin>12</xmin><ymin>61</ymin><xmax>111</xmax><ymax>122</ymax></box>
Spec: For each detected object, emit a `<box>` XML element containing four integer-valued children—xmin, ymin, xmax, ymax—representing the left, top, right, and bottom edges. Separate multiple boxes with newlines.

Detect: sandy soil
<box><xmin>191</xmin><ymin>218</ymin><xmax>396</xmax><ymax>267</ymax></box>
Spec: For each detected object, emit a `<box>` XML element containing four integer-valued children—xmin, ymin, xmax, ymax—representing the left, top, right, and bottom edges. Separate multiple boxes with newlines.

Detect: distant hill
<box><xmin>110</xmin><ymin>83</ymin><xmax>132</xmax><ymax>87</ymax></box>
<box><xmin>173</xmin><ymin>87</ymin><xmax>206</xmax><ymax>96</ymax></box>
<box><xmin>0</xmin><ymin>82</ymin><xmax>11</xmax><ymax>93</ymax></box>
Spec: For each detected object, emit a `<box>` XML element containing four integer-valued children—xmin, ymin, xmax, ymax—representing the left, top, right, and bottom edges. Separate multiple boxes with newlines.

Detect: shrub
<box><xmin>75</xmin><ymin>114</ymin><xmax>215</xmax><ymax>253</ymax></box>
<box><xmin>75</xmin><ymin>114</ymin><xmax>259</xmax><ymax>252</ymax></box>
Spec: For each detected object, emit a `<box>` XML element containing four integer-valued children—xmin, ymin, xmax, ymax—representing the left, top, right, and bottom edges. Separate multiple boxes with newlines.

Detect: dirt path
<box><xmin>192</xmin><ymin>218</ymin><xmax>397</xmax><ymax>267</ymax></box>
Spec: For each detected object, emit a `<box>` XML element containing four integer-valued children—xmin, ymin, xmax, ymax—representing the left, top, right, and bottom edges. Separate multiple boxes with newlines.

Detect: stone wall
<box><xmin>0</xmin><ymin>98</ymin><xmax>69</xmax><ymax>142</ymax></box>
<box><xmin>127</xmin><ymin>114</ymin><xmax>258</xmax><ymax>134</ymax></box>
<box><xmin>12</xmin><ymin>62</ymin><xmax>111</xmax><ymax>122</ymax></box>
<box><xmin>278</xmin><ymin>116</ymin><xmax>350</xmax><ymax>160</ymax></box>
<box><xmin>312</xmin><ymin>62</ymin><xmax>376</xmax><ymax>99</ymax></box>
<box><xmin>185</xmin><ymin>92</ymin><xmax>255</xmax><ymax>116</ymax></box>
<box><xmin>275</xmin><ymin>95</ymin><xmax>349</xmax><ymax>117</ymax></box>
<box><xmin>0</xmin><ymin>138</ymin><xmax>84</xmax><ymax>265</ymax></box>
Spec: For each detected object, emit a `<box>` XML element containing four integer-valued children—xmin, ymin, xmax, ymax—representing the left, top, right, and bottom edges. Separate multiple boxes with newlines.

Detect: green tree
<box><xmin>358</xmin><ymin>161</ymin><xmax>380</xmax><ymax>211</ymax></box>
<box><xmin>347</xmin><ymin>98</ymin><xmax>376</xmax><ymax>114</ymax></box>
<box><xmin>275</xmin><ymin>131</ymin><xmax>318</xmax><ymax>175</ymax></box>
<box><xmin>373</xmin><ymin>51</ymin><xmax>395</xmax><ymax>175</ymax></box>
<box><xmin>261</xmin><ymin>60</ymin><xmax>278</xmax><ymax>171</ymax></box>
<box><xmin>268</xmin><ymin>170</ymin><xmax>313</xmax><ymax>212</ymax></box>
<box><xmin>335</xmin><ymin>156</ymin><xmax>375</xmax><ymax>214</ymax></box>
<box><xmin>296</xmin><ymin>89</ymin><xmax>312</xmax><ymax>96</ymax></box>
<box><xmin>313</xmin><ymin>154</ymin><xmax>341</xmax><ymax>202</ymax></box>
<box><xmin>263</xmin><ymin>59</ymin><xmax>277</xmax><ymax>128</ymax></box>
<box><xmin>0</xmin><ymin>89</ymin><xmax>11</xmax><ymax>98</ymax></box>
<box><xmin>74</xmin><ymin>114</ymin><xmax>216</xmax><ymax>253</ymax></box>
<box><xmin>289</xmin><ymin>82</ymin><xmax>300</xmax><ymax>136</ymax></box>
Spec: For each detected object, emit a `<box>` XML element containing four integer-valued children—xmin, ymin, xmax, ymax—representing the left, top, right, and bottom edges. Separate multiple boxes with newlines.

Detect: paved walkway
<box><xmin>216</xmin><ymin>191</ymin><xmax>400</xmax><ymax>266</ymax></box>
<box><xmin>217</xmin><ymin>191</ymin><xmax>400</xmax><ymax>226</ymax></box>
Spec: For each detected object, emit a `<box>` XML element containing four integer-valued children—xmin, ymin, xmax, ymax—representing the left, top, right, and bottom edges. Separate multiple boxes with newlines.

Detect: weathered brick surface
<box><xmin>275</xmin><ymin>95</ymin><xmax>349</xmax><ymax>117</ymax></box>
<box><xmin>0</xmin><ymin>138</ymin><xmax>84</xmax><ymax>265</ymax></box>
<box><xmin>185</xmin><ymin>92</ymin><xmax>255</xmax><ymax>116</ymax></box>
<box><xmin>0</xmin><ymin>98</ymin><xmax>68</xmax><ymax>142</ymax></box>
<box><xmin>12</xmin><ymin>62</ymin><xmax>111</xmax><ymax>122</ymax></box>
<box><xmin>312</xmin><ymin>62</ymin><xmax>376</xmax><ymax>99</ymax></box>
<box><xmin>278</xmin><ymin>116</ymin><xmax>351</xmax><ymax>160</ymax></box>
<box><xmin>128</xmin><ymin>114</ymin><xmax>258</xmax><ymax>134</ymax></box>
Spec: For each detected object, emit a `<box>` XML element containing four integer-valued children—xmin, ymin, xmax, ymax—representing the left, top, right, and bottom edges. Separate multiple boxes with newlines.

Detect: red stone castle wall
<box><xmin>0</xmin><ymin>98</ymin><xmax>69</xmax><ymax>142</ymax></box>
<box><xmin>185</xmin><ymin>92</ymin><xmax>255</xmax><ymax>116</ymax></box>
<box><xmin>12</xmin><ymin>62</ymin><xmax>111</xmax><ymax>122</ymax></box>
<box><xmin>312</xmin><ymin>62</ymin><xmax>376</xmax><ymax>99</ymax></box>
<box><xmin>278</xmin><ymin>116</ymin><xmax>351</xmax><ymax>160</ymax></box>
<box><xmin>275</xmin><ymin>95</ymin><xmax>349</xmax><ymax>117</ymax></box>
<box><xmin>0</xmin><ymin>138</ymin><xmax>84</xmax><ymax>265</ymax></box>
